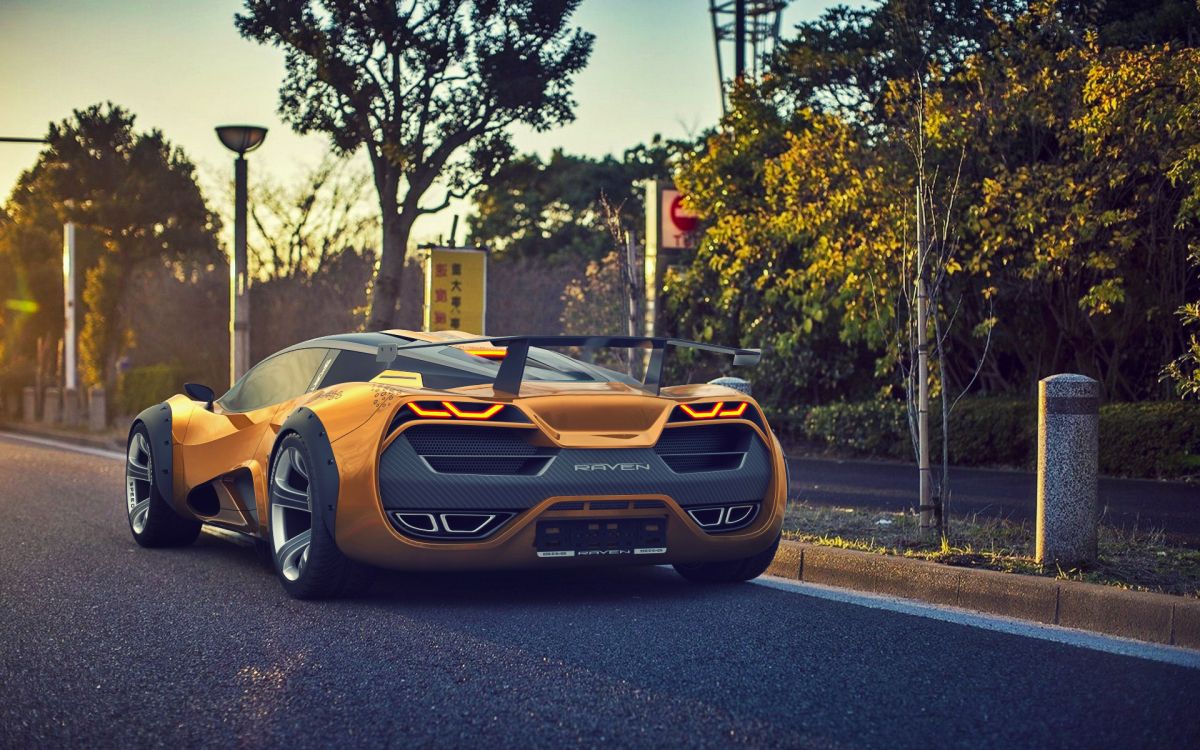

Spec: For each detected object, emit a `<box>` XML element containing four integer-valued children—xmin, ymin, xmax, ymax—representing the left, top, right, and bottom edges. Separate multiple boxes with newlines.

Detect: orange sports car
<box><xmin>124</xmin><ymin>332</ymin><xmax>787</xmax><ymax>598</ymax></box>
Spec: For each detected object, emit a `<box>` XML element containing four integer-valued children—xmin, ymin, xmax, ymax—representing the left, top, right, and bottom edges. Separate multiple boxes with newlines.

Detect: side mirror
<box><xmin>184</xmin><ymin>382</ymin><xmax>216</xmax><ymax>409</ymax></box>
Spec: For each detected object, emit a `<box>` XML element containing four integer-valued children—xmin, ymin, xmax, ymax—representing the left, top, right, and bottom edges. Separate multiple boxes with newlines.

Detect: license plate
<box><xmin>535</xmin><ymin>518</ymin><xmax>667</xmax><ymax>558</ymax></box>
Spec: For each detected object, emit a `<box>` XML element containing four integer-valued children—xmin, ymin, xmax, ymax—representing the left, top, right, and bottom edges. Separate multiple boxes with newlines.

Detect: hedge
<box><xmin>118</xmin><ymin>364</ymin><xmax>186</xmax><ymax>416</ymax></box>
<box><xmin>773</xmin><ymin>398</ymin><xmax>1200</xmax><ymax>481</ymax></box>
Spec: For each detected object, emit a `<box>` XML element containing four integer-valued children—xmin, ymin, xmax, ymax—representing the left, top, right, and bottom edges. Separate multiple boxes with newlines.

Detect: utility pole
<box><xmin>916</xmin><ymin>185</ymin><xmax>935</xmax><ymax>531</ymax></box>
<box><xmin>708</xmin><ymin>1</ymin><xmax>787</xmax><ymax>112</ymax></box>
<box><xmin>734</xmin><ymin>0</ymin><xmax>746</xmax><ymax>79</ymax></box>
<box><xmin>63</xmin><ymin>222</ymin><xmax>77</xmax><ymax>392</ymax></box>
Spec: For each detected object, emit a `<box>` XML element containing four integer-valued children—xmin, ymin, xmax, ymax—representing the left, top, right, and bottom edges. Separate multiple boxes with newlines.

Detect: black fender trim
<box><xmin>276</xmin><ymin>407</ymin><xmax>340</xmax><ymax>535</ymax></box>
<box><xmin>131</xmin><ymin>402</ymin><xmax>175</xmax><ymax>505</ymax></box>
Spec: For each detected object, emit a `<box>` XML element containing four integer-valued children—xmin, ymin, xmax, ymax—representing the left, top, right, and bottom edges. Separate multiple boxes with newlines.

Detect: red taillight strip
<box><xmin>678</xmin><ymin>401</ymin><xmax>750</xmax><ymax>420</ymax></box>
<box><xmin>408</xmin><ymin>402</ymin><xmax>453</xmax><ymax>418</ymax></box>
<box><xmin>679</xmin><ymin>402</ymin><xmax>724</xmax><ymax>419</ymax></box>
<box><xmin>408</xmin><ymin>401</ymin><xmax>504</xmax><ymax>420</ymax></box>
<box><xmin>718</xmin><ymin>402</ymin><xmax>748</xmax><ymax>418</ymax></box>
<box><xmin>443</xmin><ymin>402</ymin><xmax>504</xmax><ymax>420</ymax></box>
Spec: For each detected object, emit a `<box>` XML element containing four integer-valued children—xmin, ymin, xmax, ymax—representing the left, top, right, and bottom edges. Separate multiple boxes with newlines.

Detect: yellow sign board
<box><xmin>423</xmin><ymin>247</ymin><xmax>487</xmax><ymax>334</ymax></box>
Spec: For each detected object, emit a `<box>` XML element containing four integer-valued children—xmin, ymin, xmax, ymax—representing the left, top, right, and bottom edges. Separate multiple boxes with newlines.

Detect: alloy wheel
<box><xmin>126</xmin><ymin>432</ymin><xmax>154</xmax><ymax>534</ymax></box>
<box><xmin>271</xmin><ymin>446</ymin><xmax>313</xmax><ymax>581</ymax></box>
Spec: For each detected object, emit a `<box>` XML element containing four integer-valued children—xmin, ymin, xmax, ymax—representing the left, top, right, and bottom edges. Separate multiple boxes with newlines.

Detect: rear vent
<box><xmin>654</xmin><ymin>424</ymin><xmax>753</xmax><ymax>474</ymax></box>
<box><xmin>403</xmin><ymin>425</ymin><xmax>556</xmax><ymax>476</ymax></box>
<box><xmin>686</xmin><ymin>503</ymin><xmax>760</xmax><ymax>533</ymax></box>
<box><xmin>391</xmin><ymin>510</ymin><xmax>515</xmax><ymax>540</ymax></box>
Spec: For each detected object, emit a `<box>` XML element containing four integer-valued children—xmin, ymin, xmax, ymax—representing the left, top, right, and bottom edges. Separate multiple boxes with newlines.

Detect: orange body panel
<box><xmin>156</xmin><ymin>330</ymin><xmax>787</xmax><ymax>571</ymax></box>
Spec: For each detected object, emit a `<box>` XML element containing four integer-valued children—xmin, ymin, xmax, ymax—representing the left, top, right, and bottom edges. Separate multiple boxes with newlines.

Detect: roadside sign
<box><xmin>660</xmin><ymin>188</ymin><xmax>699</xmax><ymax>250</ymax></box>
<box><xmin>644</xmin><ymin>181</ymin><xmax>702</xmax><ymax>337</ymax></box>
<box><xmin>423</xmin><ymin>246</ymin><xmax>487</xmax><ymax>334</ymax></box>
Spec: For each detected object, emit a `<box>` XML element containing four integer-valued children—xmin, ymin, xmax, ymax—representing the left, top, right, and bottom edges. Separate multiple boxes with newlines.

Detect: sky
<box><xmin>0</xmin><ymin>0</ymin><xmax>836</xmax><ymax>245</ymax></box>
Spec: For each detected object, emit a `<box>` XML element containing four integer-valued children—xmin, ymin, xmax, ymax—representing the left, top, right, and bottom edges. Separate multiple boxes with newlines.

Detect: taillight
<box><xmin>677</xmin><ymin>401</ymin><xmax>749</xmax><ymax>420</ymax></box>
<box><xmin>408</xmin><ymin>401</ymin><xmax>504</xmax><ymax>420</ymax></box>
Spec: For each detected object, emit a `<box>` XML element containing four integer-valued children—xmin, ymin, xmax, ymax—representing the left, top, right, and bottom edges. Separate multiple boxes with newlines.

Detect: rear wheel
<box><xmin>269</xmin><ymin>433</ymin><xmax>373</xmax><ymax>599</ymax></box>
<box><xmin>125</xmin><ymin>424</ymin><xmax>201</xmax><ymax>547</ymax></box>
<box><xmin>673</xmin><ymin>533</ymin><xmax>781</xmax><ymax>584</ymax></box>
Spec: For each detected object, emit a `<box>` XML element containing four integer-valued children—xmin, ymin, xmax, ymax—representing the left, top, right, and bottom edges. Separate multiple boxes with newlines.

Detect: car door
<box><xmin>177</xmin><ymin>347</ymin><xmax>330</xmax><ymax>531</ymax></box>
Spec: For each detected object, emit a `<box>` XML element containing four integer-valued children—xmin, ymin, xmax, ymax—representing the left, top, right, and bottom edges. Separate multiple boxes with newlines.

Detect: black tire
<box><xmin>268</xmin><ymin>433</ymin><xmax>374</xmax><ymax>599</ymax></box>
<box><xmin>673</xmin><ymin>533</ymin><xmax>781</xmax><ymax>584</ymax></box>
<box><xmin>125</xmin><ymin>423</ymin><xmax>201</xmax><ymax>548</ymax></box>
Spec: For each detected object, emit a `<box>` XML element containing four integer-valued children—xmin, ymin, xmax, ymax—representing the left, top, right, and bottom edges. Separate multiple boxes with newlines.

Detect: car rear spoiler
<box><xmin>375</xmin><ymin>335</ymin><xmax>761</xmax><ymax>396</ymax></box>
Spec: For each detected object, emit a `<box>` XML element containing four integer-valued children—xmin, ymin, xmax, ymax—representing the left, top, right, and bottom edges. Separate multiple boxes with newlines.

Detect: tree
<box><xmin>770</xmin><ymin>0</ymin><xmax>1021</xmax><ymax>126</ymax></box>
<box><xmin>467</xmin><ymin>137</ymin><xmax>685</xmax><ymax>263</ymax></box>
<box><xmin>236</xmin><ymin>0</ymin><xmax>594</xmax><ymax>330</ymax></box>
<box><xmin>0</xmin><ymin>103</ymin><xmax>219</xmax><ymax>390</ymax></box>
<box><xmin>667</xmin><ymin>3</ymin><xmax>1200</xmax><ymax>409</ymax></box>
<box><xmin>242</xmin><ymin>154</ymin><xmax>380</xmax><ymax>281</ymax></box>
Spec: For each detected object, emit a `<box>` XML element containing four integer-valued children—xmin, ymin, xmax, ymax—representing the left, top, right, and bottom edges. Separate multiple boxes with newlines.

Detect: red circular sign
<box><xmin>669</xmin><ymin>194</ymin><xmax>699</xmax><ymax>233</ymax></box>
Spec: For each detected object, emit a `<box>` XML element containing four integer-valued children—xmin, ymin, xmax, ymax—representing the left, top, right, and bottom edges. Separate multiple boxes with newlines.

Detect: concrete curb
<box><xmin>767</xmin><ymin>539</ymin><xmax>1200</xmax><ymax>649</ymax></box>
<box><xmin>0</xmin><ymin>421</ymin><xmax>125</xmax><ymax>452</ymax></box>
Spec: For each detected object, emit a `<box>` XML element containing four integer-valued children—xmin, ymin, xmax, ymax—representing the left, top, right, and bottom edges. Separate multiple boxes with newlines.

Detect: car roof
<box><xmin>277</xmin><ymin>331</ymin><xmax>415</xmax><ymax>356</ymax></box>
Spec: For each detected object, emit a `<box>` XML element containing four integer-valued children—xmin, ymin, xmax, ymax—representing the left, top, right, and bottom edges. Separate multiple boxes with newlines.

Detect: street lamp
<box><xmin>215</xmin><ymin>124</ymin><xmax>267</xmax><ymax>387</ymax></box>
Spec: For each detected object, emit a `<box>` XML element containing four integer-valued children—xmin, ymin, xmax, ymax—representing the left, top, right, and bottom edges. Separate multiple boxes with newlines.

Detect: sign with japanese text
<box><xmin>423</xmin><ymin>246</ymin><xmax>487</xmax><ymax>334</ymax></box>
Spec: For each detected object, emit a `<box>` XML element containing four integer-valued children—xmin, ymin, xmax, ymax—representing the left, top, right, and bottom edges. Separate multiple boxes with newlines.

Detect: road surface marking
<box><xmin>0</xmin><ymin>430</ymin><xmax>125</xmax><ymax>461</ymax></box>
<box><xmin>754</xmin><ymin>575</ymin><xmax>1200</xmax><ymax>669</ymax></box>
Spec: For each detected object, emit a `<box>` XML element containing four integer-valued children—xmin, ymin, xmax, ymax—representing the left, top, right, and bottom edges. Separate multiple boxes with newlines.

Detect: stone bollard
<box><xmin>1036</xmin><ymin>374</ymin><xmax>1100</xmax><ymax>567</ymax></box>
<box><xmin>42</xmin><ymin>387</ymin><xmax>61</xmax><ymax>425</ymax></box>
<box><xmin>88</xmin><ymin>385</ymin><xmax>107</xmax><ymax>432</ymax></box>
<box><xmin>62</xmin><ymin>388</ymin><xmax>80</xmax><ymax>427</ymax></box>
<box><xmin>708</xmin><ymin>376</ymin><xmax>752</xmax><ymax>396</ymax></box>
<box><xmin>22</xmin><ymin>386</ymin><xmax>37</xmax><ymax>423</ymax></box>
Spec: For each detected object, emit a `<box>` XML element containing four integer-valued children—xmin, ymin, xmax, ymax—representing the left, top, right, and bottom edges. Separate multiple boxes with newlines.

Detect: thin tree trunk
<box><xmin>367</xmin><ymin>209</ymin><xmax>413</xmax><ymax>331</ymax></box>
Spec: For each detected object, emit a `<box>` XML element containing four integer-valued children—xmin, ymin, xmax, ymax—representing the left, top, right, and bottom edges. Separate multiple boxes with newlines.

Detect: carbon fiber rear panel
<box><xmin>377</xmin><ymin>424</ymin><xmax>773</xmax><ymax>511</ymax></box>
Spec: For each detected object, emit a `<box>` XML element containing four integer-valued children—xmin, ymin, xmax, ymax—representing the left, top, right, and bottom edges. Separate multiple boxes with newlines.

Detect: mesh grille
<box><xmin>660</xmin><ymin>453</ymin><xmax>743</xmax><ymax>473</ymax></box>
<box><xmin>655</xmin><ymin>425</ymin><xmax>753</xmax><ymax>474</ymax></box>
<box><xmin>425</xmin><ymin>456</ymin><xmax>548</xmax><ymax>475</ymax></box>
<box><xmin>404</xmin><ymin>426</ymin><xmax>538</xmax><ymax>457</ymax></box>
<box><xmin>655</xmin><ymin>425</ymin><xmax>750</xmax><ymax>455</ymax></box>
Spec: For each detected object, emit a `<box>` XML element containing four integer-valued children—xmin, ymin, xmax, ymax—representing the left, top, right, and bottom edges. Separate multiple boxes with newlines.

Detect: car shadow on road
<box><xmin>188</xmin><ymin>526</ymin><xmax>731</xmax><ymax>608</ymax></box>
<box><xmin>365</xmin><ymin>564</ymin><xmax>718</xmax><ymax>608</ymax></box>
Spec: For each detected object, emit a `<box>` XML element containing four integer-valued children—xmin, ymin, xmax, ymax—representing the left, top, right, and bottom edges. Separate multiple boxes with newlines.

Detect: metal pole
<box><xmin>63</xmin><ymin>222</ymin><xmax>77</xmax><ymax>391</ymax></box>
<box><xmin>916</xmin><ymin>186</ymin><xmax>934</xmax><ymax>530</ymax></box>
<box><xmin>230</xmin><ymin>155</ymin><xmax>250</xmax><ymax>387</ymax></box>
<box><xmin>734</xmin><ymin>0</ymin><xmax>746</xmax><ymax>80</ymax></box>
<box><xmin>709</xmin><ymin>0</ymin><xmax>727</xmax><ymax>114</ymax></box>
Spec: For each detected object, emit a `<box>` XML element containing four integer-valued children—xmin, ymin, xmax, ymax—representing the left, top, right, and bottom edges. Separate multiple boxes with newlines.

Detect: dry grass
<box><xmin>782</xmin><ymin>502</ymin><xmax>1200</xmax><ymax>597</ymax></box>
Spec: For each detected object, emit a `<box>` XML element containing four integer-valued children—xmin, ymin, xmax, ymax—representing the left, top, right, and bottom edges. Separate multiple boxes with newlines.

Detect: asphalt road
<box><xmin>789</xmin><ymin>456</ymin><xmax>1200</xmax><ymax>543</ymax></box>
<box><xmin>2</xmin><ymin>433</ymin><xmax>1198</xmax><ymax>749</ymax></box>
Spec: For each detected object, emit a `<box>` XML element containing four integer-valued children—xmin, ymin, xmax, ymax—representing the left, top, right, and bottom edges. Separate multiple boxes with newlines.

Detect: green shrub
<box><xmin>797</xmin><ymin>400</ymin><xmax>910</xmax><ymax>459</ymax></box>
<box><xmin>1099</xmin><ymin>402</ymin><xmax>1200</xmax><ymax>480</ymax></box>
<box><xmin>941</xmin><ymin>398</ymin><xmax>1036</xmax><ymax>468</ymax></box>
<box><xmin>776</xmin><ymin>397</ymin><xmax>1200</xmax><ymax>480</ymax></box>
<box><xmin>118</xmin><ymin>364</ymin><xmax>185</xmax><ymax>416</ymax></box>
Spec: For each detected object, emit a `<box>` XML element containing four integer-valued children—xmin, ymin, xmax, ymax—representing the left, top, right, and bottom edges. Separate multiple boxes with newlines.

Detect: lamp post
<box><xmin>215</xmin><ymin>125</ymin><xmax>267</xmax><ymax>387</ymax></box>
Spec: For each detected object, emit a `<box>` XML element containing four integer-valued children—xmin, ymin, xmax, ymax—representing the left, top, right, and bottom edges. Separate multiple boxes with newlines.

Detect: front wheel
<box><xmin>673</xmin><ymin>533</ymin><xmax>781</xmax><ymax>584</ymax></box>
<box><xmin>268</xmin><ymin>434</ymin><xmax>373</xmax><ymax>599</ymax></box>
<box><xmin>125</xmin><ymin>424</ymin><xmax>201</xmax><ymax>547</ymax></box>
